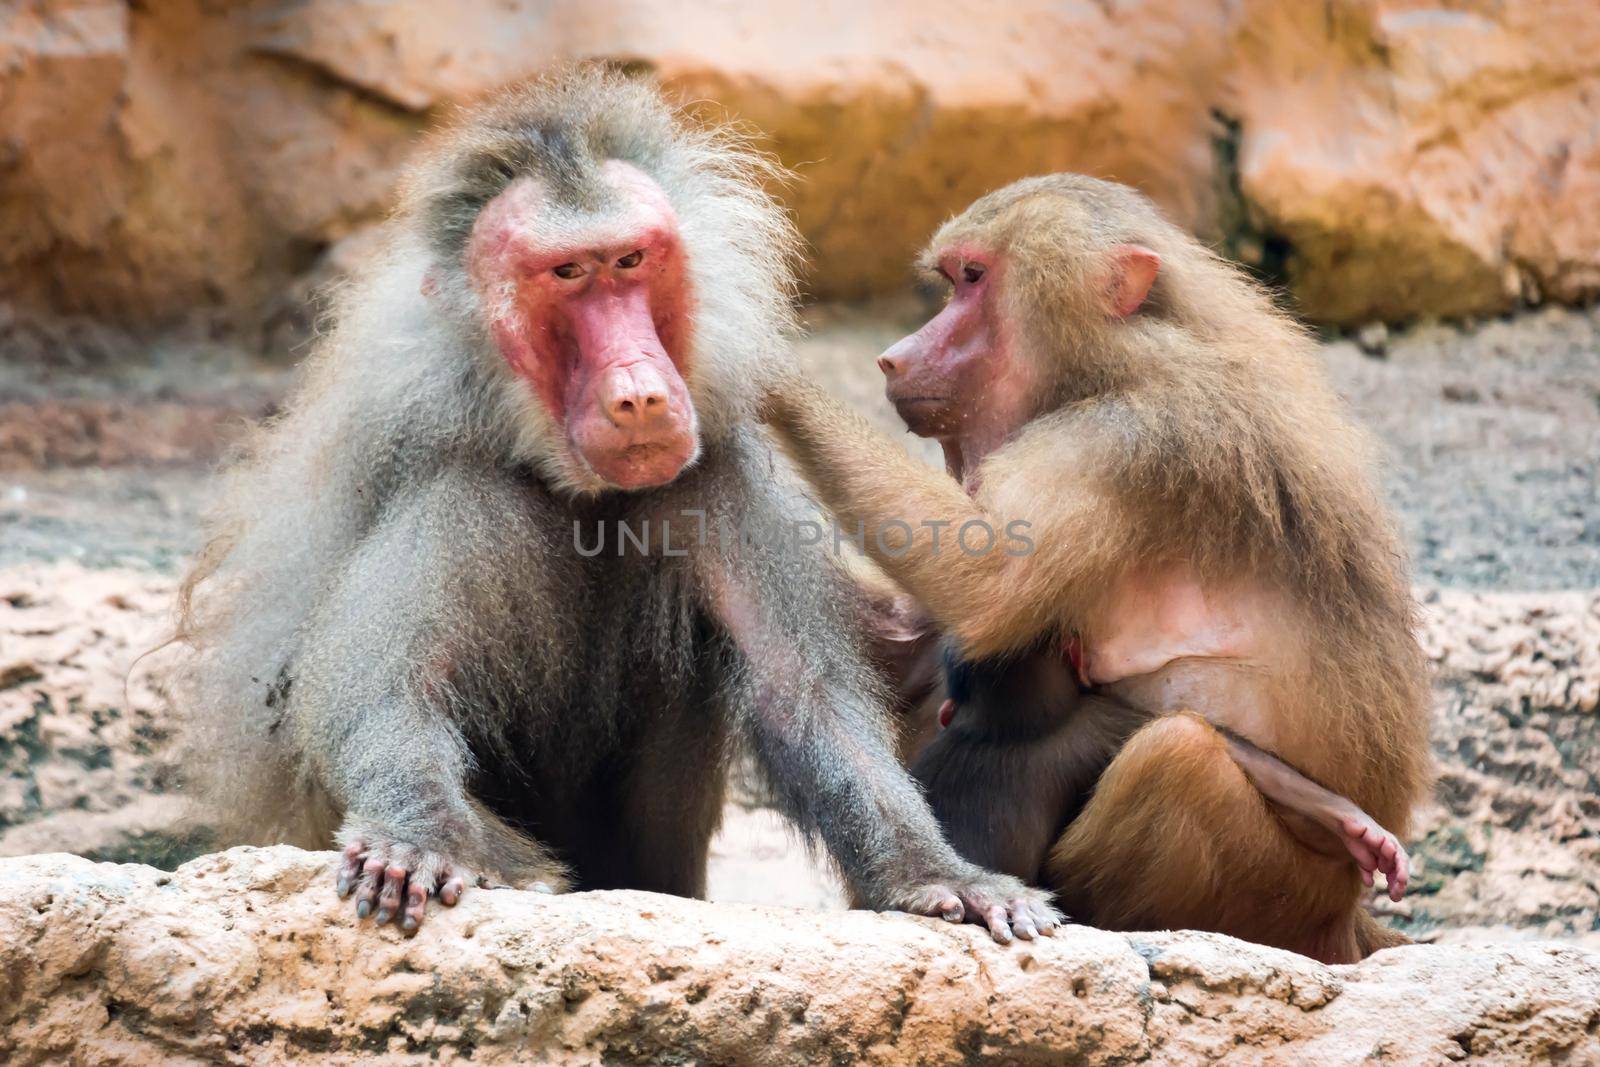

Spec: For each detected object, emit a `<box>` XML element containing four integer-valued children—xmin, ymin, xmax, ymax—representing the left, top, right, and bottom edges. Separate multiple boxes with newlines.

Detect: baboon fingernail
<box><xmin>356</xmin><ymin>901</ymin><xmax>371</xmax><ymax>919</ymax></box>
<box><xmin>336</xmin><ymin>878</ymin><xmax>350</xmax><ymax>896</ymax></box>
<box><xmin>402</xmin><ymin>917</ymin><xmax>418</xmax><ymax>932</ymax></box>
<box><xmin>375</xmin><ymin>909</ymin><xmax>392</xmax><ymax>925</ymax></box>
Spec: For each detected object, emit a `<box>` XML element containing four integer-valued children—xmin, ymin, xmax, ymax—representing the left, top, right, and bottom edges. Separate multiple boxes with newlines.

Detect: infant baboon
<box><xmin>174</xmin><ymin>70</ymin><xmax>1056</xmax><ymax>942</ymax></box>
<box><xmin>911</xmin><ymin>640</ymin><xmax>1407</xmax><ymax>901</ymax></box>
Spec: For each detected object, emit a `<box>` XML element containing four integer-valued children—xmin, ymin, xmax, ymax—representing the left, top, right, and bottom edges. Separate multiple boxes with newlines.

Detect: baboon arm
<box><xmin>764</xmin><ymin>379</ymin><xmax>1113</xmax><ymax>659</ymax></box>
<box><xmin>296</xmin><ymin>482</ymin><xmax>483</xmax><ymax>844</ymax></box>
<box><xmin>320</xmin><ymin>696</ymin><xmax>476</xmax><ymax>843</ymax></box>
<box><xmin>298</xmin><ymin>470</ymin><xmax>564</xmax><ymax>888</ymax></box>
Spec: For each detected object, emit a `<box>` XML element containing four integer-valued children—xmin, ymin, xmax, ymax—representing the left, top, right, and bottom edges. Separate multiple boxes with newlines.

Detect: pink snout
<box><xmin>570</xmin><ymin>359</ymin><xmax>698</xmax><ymax>489</ymax></box>
<box><xmin>877</xmin><ymin>333</ymin><xmax>921</xmax><ymax>379</ymax></box>
<box><xmin>598</xmin><ymin>362</ymin><xmax>675</xmax><ymax>433</ymax></box>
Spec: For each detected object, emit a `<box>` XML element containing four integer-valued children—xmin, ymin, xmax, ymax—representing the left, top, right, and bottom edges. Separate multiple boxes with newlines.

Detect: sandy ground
<box><xmin>1</xmin><ymin>302</ymin><xmax>1597</xmax><ymax>940</ymax></box>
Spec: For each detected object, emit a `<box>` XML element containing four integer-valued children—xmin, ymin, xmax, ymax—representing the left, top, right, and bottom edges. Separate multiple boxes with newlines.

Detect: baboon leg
<box><xmin>1046</xmin><ymin>712</ymin><xmax>1374</xmax><ymax>964</ymax></box>
<box><xmin>609</xmin><ymin>704</ymin><xmax>731</xmax><ymax>898</ymax></box>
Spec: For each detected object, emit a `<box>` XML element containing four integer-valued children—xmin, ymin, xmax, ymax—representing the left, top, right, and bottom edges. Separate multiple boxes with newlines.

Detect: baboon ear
<box><xmin>1105</xmin><ymin>244</ymin><xmax>1161</xmax><ymax>318</ymax></box>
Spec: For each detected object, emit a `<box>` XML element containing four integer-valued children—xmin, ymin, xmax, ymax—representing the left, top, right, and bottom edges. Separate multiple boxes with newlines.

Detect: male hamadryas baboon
<box><xmin>173</xmin><ymin>69</ymin><xmax>1056</xmax><ymax>941</ymax></box>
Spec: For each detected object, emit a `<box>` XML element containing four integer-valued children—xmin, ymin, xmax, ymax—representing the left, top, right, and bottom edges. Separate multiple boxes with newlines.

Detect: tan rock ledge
<box><xmin>1</xmin><ymin>847</ymin><xmax>1596</xmax><ymax>1065</ymax></box>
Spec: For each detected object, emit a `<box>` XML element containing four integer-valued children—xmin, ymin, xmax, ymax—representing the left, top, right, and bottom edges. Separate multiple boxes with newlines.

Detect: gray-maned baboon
<box><xmin>764</xmin><ymin>174</ymin><xmax>1430</xmax><ymax>963</ymax></box>
<box><xmin>174</xmin><ymin>69</ymin><xmax>1057</xmax><ymax>941</ymax></box>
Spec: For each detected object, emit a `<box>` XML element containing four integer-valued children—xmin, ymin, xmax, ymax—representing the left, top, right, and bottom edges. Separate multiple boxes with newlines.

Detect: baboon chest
<box><xmin>472</xmin><ymin>552</ymin><xmax>726</xmax><ymax>855</ymax></box>
<box><xmin>508</xmin><ymin>547</ymin><xmax>721</xmax><ymax>746</ymax></box>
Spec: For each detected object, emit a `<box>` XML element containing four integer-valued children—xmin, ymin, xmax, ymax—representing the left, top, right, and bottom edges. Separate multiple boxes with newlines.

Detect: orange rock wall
<box><xmin>3</xmin><ymin>0</ymin><xmax>1596</xmax><ymax>329</ymax></box>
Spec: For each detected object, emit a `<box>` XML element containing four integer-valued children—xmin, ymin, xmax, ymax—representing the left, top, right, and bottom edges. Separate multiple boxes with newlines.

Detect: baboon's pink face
<box><xmin>466</xmin><ymin>162</ymin><xmax>698</xmax><ymax>491</ymax></box>
<box><xmin>877</xmin><ymin>246</ymin><xmax>1033</xmax><ymax>445</ymax></box>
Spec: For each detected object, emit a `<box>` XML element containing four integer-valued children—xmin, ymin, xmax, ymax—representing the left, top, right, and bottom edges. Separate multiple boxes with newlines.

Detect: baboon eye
<box><xmin>552</xmin><ymin>262</ymin><xmax>585</xmax><ymax>280</ymax></box>
<box><xmin>615</xmin><ymin>249</ymin><xmax>644</xmax><ymax>269</ymax></box>
<box><xmin>962</xmin><ymin>264</ymin><xmax>986</xmax><ymax>285</ymax></box>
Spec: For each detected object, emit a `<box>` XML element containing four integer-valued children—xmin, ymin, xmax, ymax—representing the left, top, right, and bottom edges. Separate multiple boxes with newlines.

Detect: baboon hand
<box><xmin>1340</xmin><ymin>814</ymin><xmax>1410</xmax><ymax>902</ymax></box>
<box><xmin>752</xmin><ymin>383</ymin><xmax>784</xmax><ymax>424</ymax></box>
<box><xmin>335</xmin><ymin>836</ymin><xmax>478</xmax><ymax>935</ymax></box>
<box><xmin>751</xmin><ymin>370</ymin><xmax>812</xmax><ymax>425</ymax></box>
<box><xmin>898</xmin><ymin>874</ymin><xmax>1062</xmax><ymax>944</ymax></box>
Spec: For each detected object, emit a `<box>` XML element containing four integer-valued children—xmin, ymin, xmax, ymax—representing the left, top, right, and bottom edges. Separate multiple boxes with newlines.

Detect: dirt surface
<box><xmin>1328</xmin><ymin>309</ymin><xmax>1600</xmax><ymax>591</ymax></box>
<box><xmin>1</xmin><ymin>303</ymin><xmax>1597</xmax><ymax>943</ymax></box>
<box><xmin>0</xmin><ymin>339</ymin><xmax>286</xmax><ymax>570</ymax></box>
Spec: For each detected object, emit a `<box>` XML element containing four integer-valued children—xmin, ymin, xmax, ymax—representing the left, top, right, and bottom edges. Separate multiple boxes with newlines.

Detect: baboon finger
<box><xmin>1377</xmin><ymin>836</ymin><xmax>1398</xmax><ymax>864</ymax></box>
<box><xmin>927</xmin><ymin>889</ymin><xmax>964</xmax><ymax>923</ymax></box>
<box><xmin>1387</xmin><ymin>846</ymin><xmax>1410</xmax><ymax>901</ymax></box>
<box><xmin>355</xmin><ymin>857</ymin><xmax>385</xmax><ymax>919</ymax></box>
<box><xmin>375</xmin><ymin>864</ymin><xmax>407</xmax><ymax>925</ymax></box>
<box><xmin>401</xmin><ymin>882</ymin><xmax>430</xmax><ymax>934</ymax></box>
<box><xmin>336</xmin><ymin>843</ymin><xmax>365</xmax><ymax>898</ymax></box>
<box><xmin>984</xmin><ymin>904</ymin><xmax>1014</xmax><ymax>945</ymax></box>
<box><xmin>1009</xmin><ymin>901</ymin><xmax>1038</xmax><ymax>941</ymax></box>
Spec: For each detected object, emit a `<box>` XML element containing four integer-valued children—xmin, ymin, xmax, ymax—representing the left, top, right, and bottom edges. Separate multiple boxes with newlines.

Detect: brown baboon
<box><xmin>174</xmin><ymin>70</ymin><xmax>1057</xmax><ymax>942</ymax></box>
<box><xmin>762</xmin><ymin>174</ymin><xmax>1430</xmax><ymax>963</ymax></box>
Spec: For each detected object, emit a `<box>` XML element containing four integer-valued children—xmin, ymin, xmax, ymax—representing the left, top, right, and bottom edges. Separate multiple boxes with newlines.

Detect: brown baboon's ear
<box><xmin>1105</xmin><ymin>244</ymin><xmax>1161</xmax><ymax>318</ymax></box>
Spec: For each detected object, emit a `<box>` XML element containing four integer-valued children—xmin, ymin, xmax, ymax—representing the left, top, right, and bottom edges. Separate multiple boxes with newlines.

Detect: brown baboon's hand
<box><xmin>1339</xmin><ymin>814</ymin><xmax>1410</xmax><ymax>902</ymax></box>
<box><xmin>752</xmin><ymin>378</ymin><xmax>789</xmax><ymax>425</ymax></box>
<box><xmin>898</xmin><ymin>874</ymin><xmax>1062</xmax><ymax>944</ymax></box>
<box><xmin>335</xmin><ymin>836</ymin><xmax>477</xmax><ymax>935</ymax></box>
<box><xmin>752</xmin><ymin>369</ymin><xmax>818</xmax><ymax>426</ymax></box>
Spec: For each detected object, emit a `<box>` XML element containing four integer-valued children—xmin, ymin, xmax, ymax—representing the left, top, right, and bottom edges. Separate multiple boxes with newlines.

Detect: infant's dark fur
<box><xmin>910</xmin><ymin>645</ymin><xmax>1147</xmax><ymax>882</ymax></box>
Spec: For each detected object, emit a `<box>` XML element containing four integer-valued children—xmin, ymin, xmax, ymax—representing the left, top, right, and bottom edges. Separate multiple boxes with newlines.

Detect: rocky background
<box><xmin>4</xmin><ymin>0</ymin><xmax>1599</xmax><ymax>339</ymax></box>
<box><xmin>2</xmin><ymin>0</ymin><xmax>1599</xmax><ymax>1061</ymax></box>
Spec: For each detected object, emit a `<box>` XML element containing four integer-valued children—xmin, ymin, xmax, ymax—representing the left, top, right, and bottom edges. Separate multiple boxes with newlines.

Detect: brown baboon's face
<box><xmin>876</xmin><ymin>243</ymin><xmax>1035</xmax><ymax>448</ymax></box>
<box><xmin>879</xmin><ymin>196</ymin><xmax>1163</xmax><ymax>454</ymax></box>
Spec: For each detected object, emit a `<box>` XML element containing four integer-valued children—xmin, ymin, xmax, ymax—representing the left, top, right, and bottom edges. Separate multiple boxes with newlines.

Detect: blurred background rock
<box><xmin>3</xmin><ymin>0</ymin><xmax>1597</xmax><ymax>340</ymax></box>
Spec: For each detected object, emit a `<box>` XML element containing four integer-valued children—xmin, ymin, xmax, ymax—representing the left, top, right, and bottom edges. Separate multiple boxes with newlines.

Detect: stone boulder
<box><xmin>2</xmin><ymin>0</ymin><xmax>1597</xmax><ymax>332</ymax></box>
<box><xmin>1</xmin><ymin>847</ymin><xmax>1597</xmax><ymax>1064</ymax></box>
